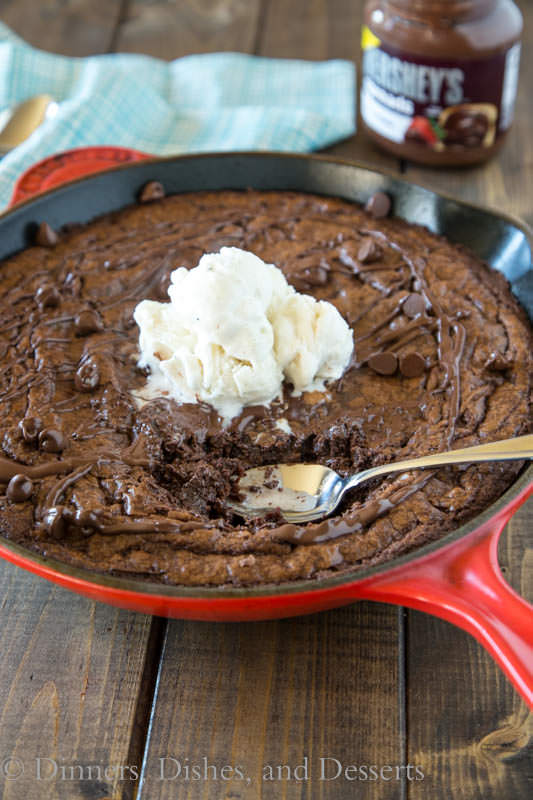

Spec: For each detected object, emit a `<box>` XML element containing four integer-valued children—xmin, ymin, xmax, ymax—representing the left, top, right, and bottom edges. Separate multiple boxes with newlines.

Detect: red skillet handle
<box><xmin>360</xmin><ymin>481</ymin><xmax>533</xmax><ymax>708</ymax></box>
<box><xmin>10</xmin><ymin>149</ymin><xmax>533</xmax><ymax>706</ymax></box>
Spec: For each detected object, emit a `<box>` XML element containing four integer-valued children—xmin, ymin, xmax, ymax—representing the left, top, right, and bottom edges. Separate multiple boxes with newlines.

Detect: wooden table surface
<box><xmin>0</xmin><ymin>1</ymin><xmax>532</xmax><ymax>798</ymax></box>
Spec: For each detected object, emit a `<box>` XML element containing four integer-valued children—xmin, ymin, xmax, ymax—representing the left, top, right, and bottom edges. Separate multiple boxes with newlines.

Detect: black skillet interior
<box><xmin>0</xmin><ymin>152</ymin><xmax>532</xmax><ymax>595</ymax></box>
<box><xmin>2</xmin><ymin>152</ymin><xmax>532</xmax><ymax>302</ymax></box>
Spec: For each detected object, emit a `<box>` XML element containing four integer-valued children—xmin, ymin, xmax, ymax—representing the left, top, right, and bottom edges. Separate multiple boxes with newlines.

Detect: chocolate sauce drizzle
<box><xmin>0</xmin><ymin>190</ymin><xmax>529</xmax><ymax>585</ymax></box>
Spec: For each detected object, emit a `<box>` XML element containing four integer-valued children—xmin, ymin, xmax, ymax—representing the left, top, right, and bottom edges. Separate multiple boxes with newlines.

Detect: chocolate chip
<box><xmin>75</xmin><ymin>509</ymin><xmax>102</xmax><ymax>531</ymax></box>
<box><xmin>309</xmin><ymin>266</ymin><xmax>329</xmax><ymax>285</ymax></box>
<box><xmin>399</xmin><ymin>352</ymin><xmax>426</xmax><ymax>378</ymax></box>
<box><xmin>290</xmin><ymin>266</ymin><xmax>329</xmax><ymax>291</ymax></box>
<box><xmin>74</xmin><ymin>310</ymin><xmax>103</xmax><ymax>336</ymax></box>
<box><xmin>35</xmin><ymin>285</ymin><xmax>60</xmax><ymax>310</ymax></box>
<box><xmin>19</xmin><ymin>416</ymin><xmax>42</xmax><ymax>444</ymax></box>
<box><xmin>38</xmin><ymin>428</ymin><xmax>65</xmax><ymax>453</ymax></box>
<box><xmin>357</xmin><ymin>237</ymin><xmax>383</xmax><ymax>263</ymax></box>
<box><xmin>485</xmin><ymin>352</ymin><xmax>513</xmax><ymax>371</ymax></box>
<box><xmin>139</xmin><ymin>181</ymin><xmax>165</xmax><ymax>203</ymax></box>
<box><xmin>403</xmin><ymin>293</ymin><xmax>426</xmax><ymax>318</ymax></box>
<box><xmin>43</xmin><ymin>505</ymin><xmax>66</xmax><ymax>538</ymax></box>
<box><xmin>35</xmin><ymin>221</ymin><xmax>59</xmax><ymax>247</ymax></box>
<box><xmin>368</xmin><ymin>351</ymin><xmax>398</xmax><ymax>375</ymax></box>
<box><xmin>75</xmin><ymin>359</ymin><xmax>100</xmax><ymax>392</ymax></box>
<box><xmin>7</xmin><ymin>474</ymin><xmax>33</xmax><ymax>502</ymax></box>
<box><xmin>365</xmin><ymin>191</ymin><xmax>391</xmax><ymax>219</ymax></box>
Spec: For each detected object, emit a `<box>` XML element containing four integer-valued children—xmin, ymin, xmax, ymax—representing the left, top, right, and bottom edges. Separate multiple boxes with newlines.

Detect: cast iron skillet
<box><xmin>0</xmin><ymin>151</ymin><xmax>532</xmax><ymax>708</ymax></box>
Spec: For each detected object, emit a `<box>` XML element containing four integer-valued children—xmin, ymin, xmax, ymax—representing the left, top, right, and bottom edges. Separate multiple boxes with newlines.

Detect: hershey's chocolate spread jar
<box><xmin>360</xmin><ymin>0</ymin><xmax>522</xmax><ymax>165</ymax></box>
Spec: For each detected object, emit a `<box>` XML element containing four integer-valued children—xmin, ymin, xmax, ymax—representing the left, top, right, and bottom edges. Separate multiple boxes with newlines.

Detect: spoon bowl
<box><xmin>229</xmin><ymin>433</ymin><xmax>533</xmax><ymax>524</ymax></box>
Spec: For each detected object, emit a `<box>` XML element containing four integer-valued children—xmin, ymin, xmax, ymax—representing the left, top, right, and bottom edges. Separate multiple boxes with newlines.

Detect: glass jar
<box><xmin>360</xmin><ymin>0</ymin><xmax>523</xmax><ymax>165</ymax></box>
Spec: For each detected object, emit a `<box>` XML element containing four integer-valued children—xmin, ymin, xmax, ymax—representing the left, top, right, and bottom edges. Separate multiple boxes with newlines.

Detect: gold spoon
<box><xmin>0</xmin><ymin>94</ymin><xmax>58</xmax><ymax>155</ymax></box>
<box><xmin>229</xmin><ymin>433</ymin><xmax>533</xmax><ymax>523</ymax></box>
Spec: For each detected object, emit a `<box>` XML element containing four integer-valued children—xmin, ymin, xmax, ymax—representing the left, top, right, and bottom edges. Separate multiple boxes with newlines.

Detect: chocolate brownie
<box><xmin>0</xmin><ymin>189</ymin><xmax>531</xmax><ymax>586</ymax></box>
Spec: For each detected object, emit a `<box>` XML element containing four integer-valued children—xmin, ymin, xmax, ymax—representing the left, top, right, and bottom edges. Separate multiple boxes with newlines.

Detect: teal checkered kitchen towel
<box><xmin>0</xmin><ymin>22</ymin><xmax>355</xmax><ymax>207</ymax></box>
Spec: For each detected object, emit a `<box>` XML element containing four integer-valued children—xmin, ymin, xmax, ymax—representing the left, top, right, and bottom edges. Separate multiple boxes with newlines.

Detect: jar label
<box><xmin>360</xmin><ymin>25</ymin><xmax>521</xmax><ymax>151</ymax></box>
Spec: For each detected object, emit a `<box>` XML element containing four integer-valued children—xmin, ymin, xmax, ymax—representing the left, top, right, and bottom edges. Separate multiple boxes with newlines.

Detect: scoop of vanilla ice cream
<box><xmin>133</xmin><ymin>247</ymin><xmax>353</xmax><ymax>423</ymax></box>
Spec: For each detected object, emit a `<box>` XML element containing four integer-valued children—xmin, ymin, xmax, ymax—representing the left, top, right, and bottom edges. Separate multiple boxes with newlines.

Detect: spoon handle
<box><xmin>345</xmin><ymin>433</ymin><xmax>533</xmax><ymax>491</ymax></box>
<box><xmin>0</xmin><ymin>94</ymin><xmax>54</xmax><ymax>155</ymax></box>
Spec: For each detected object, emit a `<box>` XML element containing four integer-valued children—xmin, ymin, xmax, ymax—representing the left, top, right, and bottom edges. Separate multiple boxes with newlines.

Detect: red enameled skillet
<box><xmin>1</xmin><ymin>149</ymin><xmax>532</xmax><ymax>708</ymax></box>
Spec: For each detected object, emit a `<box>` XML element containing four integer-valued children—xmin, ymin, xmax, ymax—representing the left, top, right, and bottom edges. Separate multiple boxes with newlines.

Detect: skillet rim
<box><xmin>0</xmin><ymin>150</ymin><xmax>531</xmax><ymax>598</ymax></box>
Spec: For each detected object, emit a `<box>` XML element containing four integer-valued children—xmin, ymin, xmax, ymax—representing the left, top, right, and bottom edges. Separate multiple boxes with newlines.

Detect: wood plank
<box><xmin>406</xmin><ymin>502</ymin><xmax>533</xmax><ymax>800</ymax></box>
<box><xmin>138</xmin><ymin>603</ymin><xmax>404</xmax><ymax>800</ymax></box>
<box><xmin>258</xmin><ymin>0</ymin><xmax>358</xmax><ymax>61</ymax></box>
<box><xmin>3</xmin><ymin>4</ymin><xmax>530</xmax><ymax>800</ymax></box>
<box><xmin>114</xmin><ymin>0</ymin><xmax>262</xmax><ymax>60</ymax></box>
<box><xmin>406</xmin><ymin>500</ymin><xmax>533</xmax><ymax>800</ymax></box>
<box><xmin>0</xmin><ymin>560</ymin><xmax>156</xmax><ymax>800</ymax></box>
<box><xmin>126</xmin><ymin>6</ymin><xmax>405</xmax><ymax>799</ymax></box>
<box><xmin>0</xmin><ymin>0</ymin><xmax>124</xmax><ymax>56</ymax></box>
<box><xmin>135</xmin><ymin>6</ymin><xmax>406</xmax><ymax>800</ymax></box>
<box><xmin>398</xmin><ymin>1</ymin><xmax>533</xmax><ymax>793</ymax></box>
<box><xmin>257</xmin><ymin>0</ymin><xmax>399</xmax><ymax>170</ymax></box>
